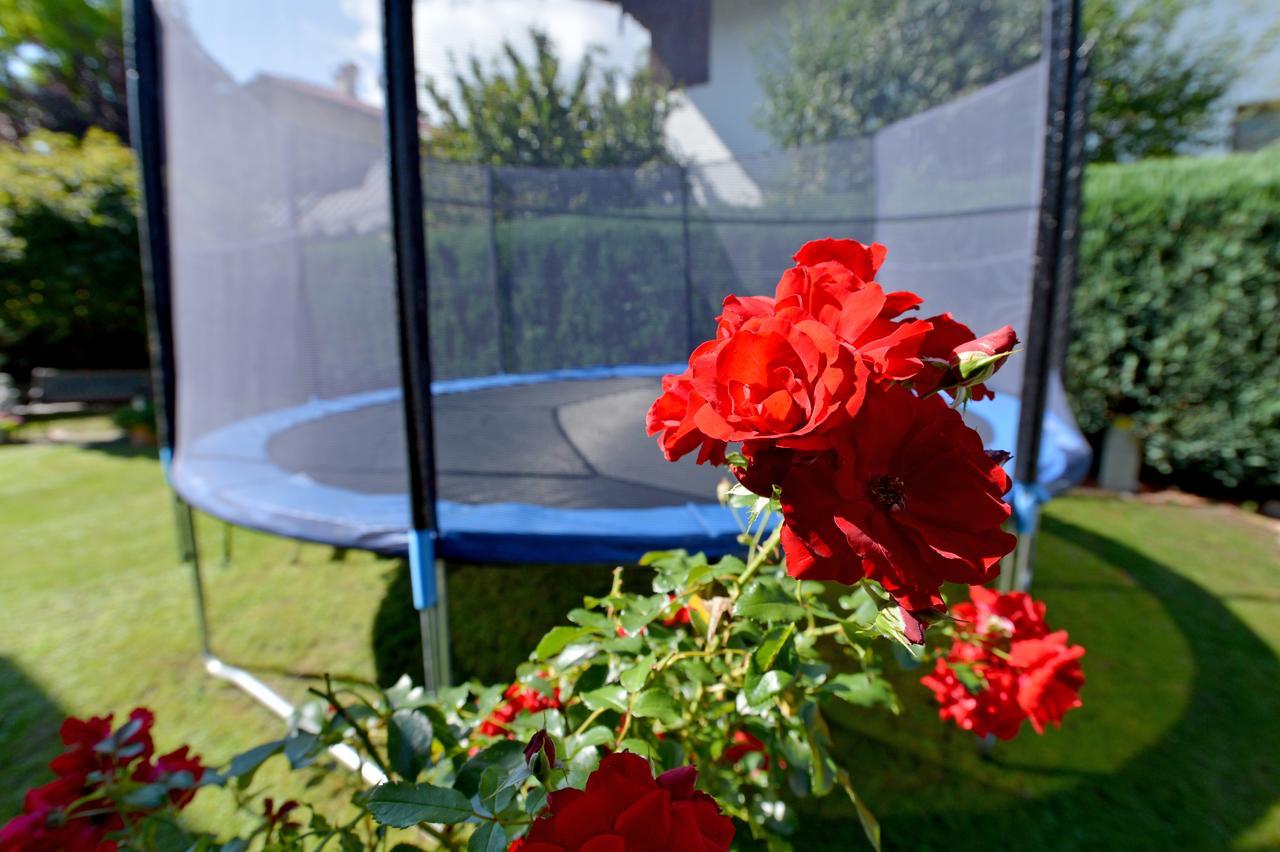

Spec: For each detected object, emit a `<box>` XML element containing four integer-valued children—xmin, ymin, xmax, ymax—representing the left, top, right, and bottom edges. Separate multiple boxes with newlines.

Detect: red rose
<box><xmin>1009</xmin><ymin>632</ymin><xmax>1086</xmax><ymax>733</ymax></box>
<box><xmin>921</xmin><ymin>651</ymin><xmax>1025</xmax><ymax>740</ymax></box>
<box><xmin>510</xmin><ymin>752</ymin><xmax>734</xmax><ymax>852</ymax></box>
<box><xmin>648</xmin><ymin>238</ymin><xmax>937</xmax><ymax>465</ymax></box>
<box><xmin>649</xmin><ymin>309</ymin><xmax>868</xmax><ymax>463</ymax></box>
<box><xmin>480</xmin><ymin>680</ymin><xmax>562</xmax><ymax>738</ymax></box>
<box><xmin>951</xmin><ymin>585</ymin><xmax>1048</xmax><ymax>641</ymax></box>
<box><xmin>923</xmin><ymin>588</ymin><xmax>1084</xmax><ymax>739</ymax></box>
<box><xmin>136</xmin><ymin>746</ymin><xmax>206</xmax><ymax>808</ymax></box>
<box><xmin>774</xmin><ymin>240</ymin><xmax>931</xmax><ymax>380</ymax></box>
<box><xmin>769</xmin><ymin>384</ymin><xmax>1015</xmax><ymax>612</ymax></box>
<box><xmin>721</xmin><ymin>730</ymin><xmax>768</xmax><ymax>768</ymax></box>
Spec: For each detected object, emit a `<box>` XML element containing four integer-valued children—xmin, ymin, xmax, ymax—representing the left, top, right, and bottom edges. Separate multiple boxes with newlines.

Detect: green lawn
<box><xmin>1</xmin><ymin>439</ymin><xmax>1277</xmax><ymax>849</ymax></box>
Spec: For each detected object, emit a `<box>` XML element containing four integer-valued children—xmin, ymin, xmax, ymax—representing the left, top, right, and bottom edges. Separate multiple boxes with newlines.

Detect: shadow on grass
<box><xmin>0</xmin><ymin>656</ymin><xmax>65</xmax><ymax>820</ymax></box>
<box><xmin>789</xmin><ymin>514</ymin><xmax>1280</xmax><ymax>851</ymax></box>
<box><xmin>371</xmin><ymin>561</ymin><xmax>648</xmax><ymax>687</ymax></box>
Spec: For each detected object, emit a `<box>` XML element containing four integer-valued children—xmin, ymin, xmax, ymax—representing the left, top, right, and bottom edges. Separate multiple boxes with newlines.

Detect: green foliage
<box><xmin>423</xmin><ymin>29</ymin><xmax>674</xmax><ymax>168</ymax></box>
<box><xmin>755</xmin><ymin>0</ymin><xmax>1275</xmax><ymax>162</ymax></box>
<box><xmin>192</xmin><ymin>500</ymin><xmax>914</xmax><ymax>850</ymax></box>
<box><xmin>755</xmin><ymin>0</ymin><xmax>1041</xmax><ymax>146</ymax></box>
<box><xmin>0</xmin><ymin>129</ymin><xmax>144</xmax><ymax>382</ymax></box>
<box><xmin>0</xmin><ymin>0</ymin><xmax>129</xmax><ymax>143</ymax></box>
<box><xmin>1068</xmin><ymin>147</ymin><xmax>1280</xmax><ymax>494</ymax></box>
<box><xmin>1084</xmin><ymin>0</ymin><xmax>1262</xmax><ymax>162</ymax></box>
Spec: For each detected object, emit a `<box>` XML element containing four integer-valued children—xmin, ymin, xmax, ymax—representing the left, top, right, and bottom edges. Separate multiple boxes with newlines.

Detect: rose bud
<box><xmin>523</xmin><ymin>729</ymin><xmax>557</xmax><ymax>783</ymax></box>
<box><xmin>953</xmin><ymin>325</ymin><xmax>1019</xmax><ymax>386</ymax></box>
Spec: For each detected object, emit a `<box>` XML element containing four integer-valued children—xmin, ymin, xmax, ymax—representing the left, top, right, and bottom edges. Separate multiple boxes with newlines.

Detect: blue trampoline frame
<box><xmin>173</xmin><ymin>363</ymin><xmax>1090</xmax><ymax>574</ymax></box>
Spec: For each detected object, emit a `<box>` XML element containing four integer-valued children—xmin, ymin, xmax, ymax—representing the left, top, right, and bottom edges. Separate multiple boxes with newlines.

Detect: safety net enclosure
<box><xmin>142</xmin><ymin>0</ymin><xmax>1089</xmax><ymax>572</ymax></box>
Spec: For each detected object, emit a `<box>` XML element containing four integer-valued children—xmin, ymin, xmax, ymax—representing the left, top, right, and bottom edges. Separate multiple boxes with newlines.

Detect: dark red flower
<box><xmin>951</xmin><ymin>585</ymin><xmax>1048</xmax><ymax>641</ymax></box>
<box><xmin>480</xmin><ymin>680</ymin><xmax>562</xmax><ymax>738</ymax></box>
<box><xmin>921</xmin><ymin>650</ymin><xmax>1026</xmax><ymax>740</ymax></box>
<box><xmin>510</xmin><ymin>752</ymin><xmax>734</xmax><ymax>852</ymax></box>
<box><xmin>773</xmin><ymin>240</ymin><xmax>931</xmax><ymax>380</ymax></box>
<box><xmin>721</xmin><ymin>730</ymin><xmax>768</xmax><ymax>768</ymax></box>
<box><xmin>647</xmin><ymin>238</ymin><xmax>942</xmax><ymax>465</ymax></box>
<box><xmin>136</xmin><ymin>746</ymin><xmax>206</xmax><ymax>808</ymax></box>
<box><xmin>49</xmin><ymin>709</ymin><xmax>154</xmax><ymax>781</ymax></box>
<box><xmin>768</xmin><ymin>384</ymin><xmax>1015</xmax><ymax>612</ymax></box>
<box><xmin>923</xmin><ymin>587</ymin><xmax>1084</xmax><ymax>739</ymax></box>
<box><xmin>1009</xmin><ymin>632</ymin><xmax>1086</xmax><ymax>733</ymax></box>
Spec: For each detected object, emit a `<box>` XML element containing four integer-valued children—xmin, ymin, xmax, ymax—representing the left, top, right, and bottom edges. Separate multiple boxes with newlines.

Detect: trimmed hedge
<box><xmin>0</xmin><ymin>130</ymin><xmax>144</xmax><ymax>384</ymax></box>
<box><xmin>1068</xmin><ymin>148</ymin><xmax>1280</xmax><ymax>495</ymax></box>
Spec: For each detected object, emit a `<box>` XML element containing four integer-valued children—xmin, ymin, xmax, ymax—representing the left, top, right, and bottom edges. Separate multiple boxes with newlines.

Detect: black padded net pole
<box><xmin>1009</xmin><ymin>0</ymin><xmax>1088</xmax><ymax>590</ymax></box>
<box><xmin>382</xmin><ymin>0</ymin><xmax>449</xmax><ymax>690</ymax></box>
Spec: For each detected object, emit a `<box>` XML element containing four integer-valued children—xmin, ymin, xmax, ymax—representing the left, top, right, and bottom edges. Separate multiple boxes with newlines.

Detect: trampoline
<box><xmin>178</xmin><ymin>367</ymin><xmax>1088</xmax><ymax>564</ymax></box>
<box><xmin>126</xmin><ymin>0</ymin><xmax>1091</xmax><ymax>738</ymax></box>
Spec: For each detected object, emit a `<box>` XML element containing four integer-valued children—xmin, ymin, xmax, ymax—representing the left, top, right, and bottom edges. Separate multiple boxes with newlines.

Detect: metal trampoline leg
<box><xmin>419</xmin><ymin>558</ymin><xmax>452</xmax><ymax>691</ymax></box>
<box><xmin>173</xmin><ymin>497</ymin><xmax>212</xmax><ymax>655</ymax></box>
<box><xmin>170</xmin><ymin>498</ymin><xmax>386</xmax><ymax>784</ymax></box>
<box><xmin>1006</xmin><ymin>514</ymin><xmax>1040</xmax><ymax>593</ymax></box>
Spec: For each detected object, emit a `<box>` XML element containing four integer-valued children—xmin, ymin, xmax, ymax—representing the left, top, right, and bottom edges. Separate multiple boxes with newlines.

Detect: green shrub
<box><xmin>1069</xmin><ymin>148</ymin><xmax>1280</xmax><ymax>495</ymax></box>
<box><xmin>0</xmin><ymin>130</ymin><xmax>144</xmax><ymax>384</ymax></box>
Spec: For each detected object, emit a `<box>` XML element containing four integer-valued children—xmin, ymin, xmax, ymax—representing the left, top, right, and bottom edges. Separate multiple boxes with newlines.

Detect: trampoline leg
<box><xmin>418</xmin><ymin>558</ymin><xmax>452</xmax><ymax>691</ymax></box>
<box><xmin>173</xmin><ymin>497</ymin><xmax>212</xmax><ymax>656</ymax></box>
<box><xmin>170</xmin><ymin>499</ymin><xmax>386</xmax><ymax>785</ymax></box>
<box><xmin>1005</xmin><ymin>513</ymin><xmax>1040</xmax><ymax>593</ymax></box>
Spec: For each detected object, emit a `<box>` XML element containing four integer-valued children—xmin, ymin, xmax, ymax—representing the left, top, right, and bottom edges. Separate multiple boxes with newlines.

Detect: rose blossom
<box><xmin>758</xmin><ymin>384</ymin><xmax>1015</xmax><ymax>614</ymax></box>
<box><xmin>509</xmin><ymin>752</ymin><xmax>734</xmax><ymax>852</ymax></box>
<box><xmin>923</xmin><ymin>588</ymin><xmax>1085</xmax><ymax>739</ymax></box>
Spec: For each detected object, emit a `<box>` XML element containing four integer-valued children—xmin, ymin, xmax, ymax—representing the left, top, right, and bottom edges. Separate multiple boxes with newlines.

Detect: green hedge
<box><xmin>0</xmin><ymin>130</ymin><xmax>144</xmax><ymax>384</ymax></box>
<box><xmin>1068</xmin><ymin>147</ymin><xmax>1280</xmax><ymax>495</ymax></box>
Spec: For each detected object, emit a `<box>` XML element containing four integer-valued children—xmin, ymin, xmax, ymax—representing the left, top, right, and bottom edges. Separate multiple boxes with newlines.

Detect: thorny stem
<box><xmin>309</xmin><ymin>676</ymin><xmax>391</xmax><ymax>779</ymax></box>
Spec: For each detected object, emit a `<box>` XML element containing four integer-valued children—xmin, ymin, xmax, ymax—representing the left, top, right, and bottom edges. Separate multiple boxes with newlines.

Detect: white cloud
<box><xmin>338</xmin><ymin>0</ymin><xmax>650</xmax><ymax>108</ymax></box>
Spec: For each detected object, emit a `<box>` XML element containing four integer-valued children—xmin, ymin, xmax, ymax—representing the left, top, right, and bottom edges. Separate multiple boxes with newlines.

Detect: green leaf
<box><xmin>534</xmin><ymin>626</ymin><xmax>594</xmax><ymax>660</ymax></box>
<box><xmin>754</xmin><ymin>624</ymin><xmax>797</xmax><ymax>672</ymax></box>
<box><xmin>455</xmin><ymin>740</ymin><xmax>526</xmax><ymax>798</ymax></box>
<box><xmin>567</xmin><ymin>725</ymin><xmax>614</xmax><ymax>756</ymax></box>
<box><xmin>822</xmin><ymin>673</ymin><xmax>899</xmax><ymax>712</ymax></box>
<box><xmin>735</xmin><ymin>580</ymin><xmax>806</xmax><ymax>623</ymax></box>
<box><xmin>567</xmin><ymin>609</ymin><xmax>611</xmax><ymax>630</ymax></box>
<box><xmin>619</xmin><ymin>594</ymin><xmax>666</xmax><ymax>635</ymax></box>
<box><xmin>581</xmin><ymin>685</ymin><xmax>628</xmax><ymax>713</ymax></box>
<box><xmin>122</xmin><ymin>782</ymin><xmax>168</xmax><ymax>809</ymax></box>
<box><xmin>744</xmin><ymin>669</ymin><xmax>793</xmax><ymax>709</ymax></box>
<box><xmin>471</xmin><ymin>818</ymin><xmax>509</xmax><ymax>844</ymax></box>
<box><xmin>525</xmin><ymin>786</ymin><xmax>548</xmax><ymax>817</ymax></box>
<box><xmin>620</xmin><ymin>656</ymin><xmax>654</xmax><ymax>693</ymax></box>
<box><xmin>367</xmin><ymin>781</ymin><xmax>473</xmax><ymax>827</ymax></box>
<box><xmin>225</xmin><ymin>740</ymin><xmax>283</xmax><ymax>787</ymax></box>
<box><xmin>283</xmin><ymin>732</ymin><xmax>320</xmax><ymax>769</ymax></box>
<box><xmin>631</xmin><ymin>688</ymin><xmax>682</xmax><ymax>726</ymax></box>
<box><xmin>556</xmin><ymin>641</ymin><xmax>600</xmax><ymax>669</ymax></box>
<box><xmin>388</xmin><ymin>709</ymin><xmax>435</xmax><ymax>781</ymax></box>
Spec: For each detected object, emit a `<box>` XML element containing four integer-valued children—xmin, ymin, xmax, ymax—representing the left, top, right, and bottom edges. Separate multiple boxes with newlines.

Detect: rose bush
<box><xmin>3</xmin><ymin>236</ymin><xmax>1082</xmax><ymax>851</ymax></box>
<box><xmin>0</xmin><ymin>709</ymin><xmax>205</xmax><ymax>851</ymax></box>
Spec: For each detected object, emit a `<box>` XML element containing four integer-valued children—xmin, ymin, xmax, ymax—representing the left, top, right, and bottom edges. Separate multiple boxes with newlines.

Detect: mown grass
<box><xmin>1</xmin><ymin>439</ymin><xmax>1277</xmax><ymax>849</ymax></box>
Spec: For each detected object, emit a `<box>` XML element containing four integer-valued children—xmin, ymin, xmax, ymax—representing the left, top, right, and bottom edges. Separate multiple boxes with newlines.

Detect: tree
<box><xmin>756</xmin><ymin>0</ymin><xmax>1273</xmax><ymax>162</ymax></box>
<box><xmin>755</xmin><ymin>0</ymin><xmax>1042</xmax><ymax>148</ymax></box>
<box><xmin>422</xmin><ymin>29</ymin><xmax>674</xmax><ymax>168</ymax></box>
<box><xmin>0</xmin><ymin>0</ymin><xmax>129</xmax><ymax>145</ymax></box>
<box><xmin>1085</xmin><ymin>0</ymin><xmax>1252</xmax><ymax>162</ymax></box>
<box><xmin>0</xmin><ymin>130</ymin><xmax>144</xmax><ymax>381</ymax></box>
